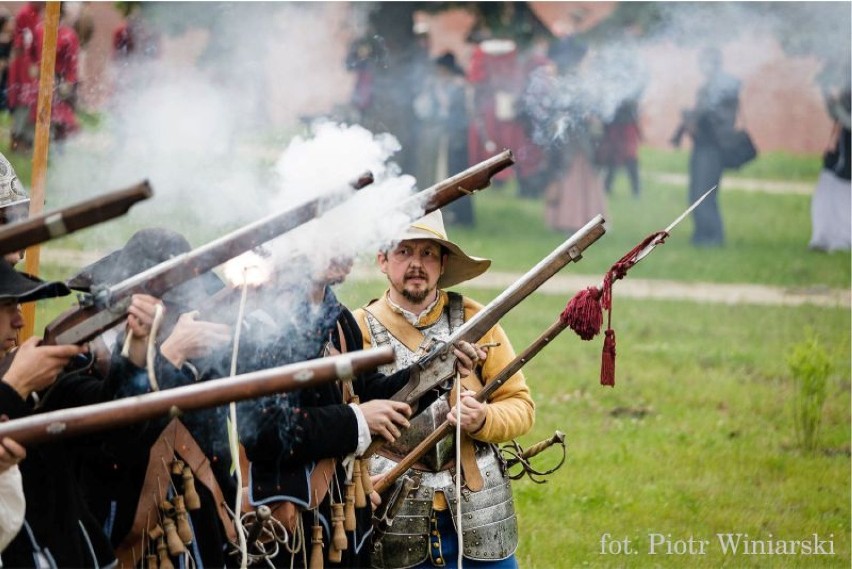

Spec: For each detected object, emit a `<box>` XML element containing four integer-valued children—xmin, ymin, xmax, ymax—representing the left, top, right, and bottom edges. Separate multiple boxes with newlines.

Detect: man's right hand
<box><xmin>159</xmin><ymin>311</ymin><xmax>232</xmax><ymax>369</ymax></box>
<box><xmin>358</xmin><ymin>399</ymin><xmax>412</xmax><ymax>443</ymax></box>
<box><xmin>2</xmin><ymin>337</ymin><xmax>85</xmax><ymax>399</ymax></box>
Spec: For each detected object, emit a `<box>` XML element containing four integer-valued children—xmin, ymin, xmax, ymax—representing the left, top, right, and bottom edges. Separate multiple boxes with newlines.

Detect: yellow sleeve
<box><xmin>462</xmin><ymin>298</ymin><xmax>536</xmax><ymax>443</ymax></box>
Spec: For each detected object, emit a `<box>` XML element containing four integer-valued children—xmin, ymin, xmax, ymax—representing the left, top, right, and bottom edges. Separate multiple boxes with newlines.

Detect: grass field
<box><xmin>7</xmin><ymin>124</ymin><xmax>851</xmax><ymax>567</ymax></box>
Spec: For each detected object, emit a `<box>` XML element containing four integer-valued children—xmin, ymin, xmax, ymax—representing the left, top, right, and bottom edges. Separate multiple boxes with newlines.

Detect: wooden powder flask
<box><xmin>308</xmin><ymin>523</ymin><xmax>324</xmax><ymax>569</ymax></box>
<box><xmin>352</xmin><ymin>459</ymin><xmax>367</xmax><ymax>508</ymax></box>
<box><xmin>156</xmin><ymin>537</ymin><xmax>174</xmax><ymax>569</ymax></box>
<box><xmin>343</xmin><ymin>482</ymin><xmax>356</xmax><ymax>531</ymax></box>
<box><xmin>159</xmin><ymin>499</ymin><xmax>175</xmax><ymax>517</ymax></box>
<box><xmin>181</xmin><ymin>466</ymin><xmax>201</xmax><ymax>510</ymax></box>
<box><xmin>172</xmin><ymin>495</ymin><xmax>193</xmax><ymax>545</ymax></box>
<box><xmin>360</xmin><ymin>458</ymin><xmax>373</xmax><ymax>495</ymax></box>
<box><xmin>163</xmin><ymin>517</ymin><xmax>186</xmax><ymax>556</ymax></box>
<box><xmin>148</xmin><ymin>524</ymin><xmax>164</xmax><ymax>541</ymax></box>
<box><xmin>329</xmin><ymin>501</ymin><xmax>347</xmax><ymax>562</ymax></box>
<box><xmin>145</xmin><ymin>552</ymin><xmax>157</xmax><ymax>569</ymax></box>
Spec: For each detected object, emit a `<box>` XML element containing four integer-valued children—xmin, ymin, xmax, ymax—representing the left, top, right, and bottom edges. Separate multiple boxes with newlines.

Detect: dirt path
<box><xmin>343</xmin><ymin>265</ymin><xmax>850</xmax><ymax>309</ymax></box>
<box><xmin>461</xmin><ymin>271</ymin><xmax>850</xmax><ymax>309</ymax></box>
<box><xmin>648</xmin><ymin>172</ymin><xmax>814</xmax><ymax>195</ymax></box>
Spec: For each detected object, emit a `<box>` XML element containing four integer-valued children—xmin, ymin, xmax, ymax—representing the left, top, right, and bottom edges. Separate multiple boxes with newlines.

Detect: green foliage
<box><xmin>788</xmin><ymin>330</ymin><xmax>833</xmax><ymax>453</ymax></box>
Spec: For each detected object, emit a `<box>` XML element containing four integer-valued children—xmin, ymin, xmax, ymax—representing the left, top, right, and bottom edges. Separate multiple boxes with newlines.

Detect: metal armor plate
<box><xmin>380</xmin><ymin>395</ymin><xmax>454</xmax><ymax>471</ymax></box>
<box><xmin>370</xmin><ymin>446</ymin><xmax>519</xmax><ymax>567</ymax></box>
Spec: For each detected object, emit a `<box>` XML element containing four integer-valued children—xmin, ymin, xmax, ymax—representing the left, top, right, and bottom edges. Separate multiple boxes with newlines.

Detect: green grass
<box><xmin>454</xmin><ymin>289</ymin><xmax>849</xmax><ymax>568</ymax></box>
<box><xmin>639</xmin><ymin>146</ymin><xmax>823</xmax><ymax>183</ymax></box>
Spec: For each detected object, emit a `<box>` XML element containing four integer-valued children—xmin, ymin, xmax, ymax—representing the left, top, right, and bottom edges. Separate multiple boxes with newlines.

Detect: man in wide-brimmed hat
<box><xmin>354</xmin><ymin>209</ymin><xmax>534</xmax><ymax>568</ymax></box>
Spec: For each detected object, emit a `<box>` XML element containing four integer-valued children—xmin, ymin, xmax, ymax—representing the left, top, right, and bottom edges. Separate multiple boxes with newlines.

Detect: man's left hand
<box><xmin>447</xmin><ymin>389</ymin><xmax>487</xmax><ymax>433</ymax></box>
<box><xmin>453</xmin><ymin>341</ymin><xmax>486</xmax><ymax>378</ymax></box>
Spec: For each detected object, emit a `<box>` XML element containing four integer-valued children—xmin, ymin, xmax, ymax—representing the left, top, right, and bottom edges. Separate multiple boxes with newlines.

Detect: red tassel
<box><xmin>561</xmin><ymin>287</ymin><xmax>603</xmax><ymax>341</ymax></box>
<box><xmin>561</xmin><ymin>232</ymin><xmax>668</xmax><ymax>388</ymax></box>
<box><xmin>601</xmin><ymin>329</ymin><xmax>616</xmax><ymax>386</ymax></box>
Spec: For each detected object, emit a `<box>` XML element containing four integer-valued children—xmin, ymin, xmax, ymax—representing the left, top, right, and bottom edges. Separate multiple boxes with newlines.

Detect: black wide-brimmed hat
<box><xmin>67</xmin><ymin>227</ymin><xmax>224</xmax><ymax>307</ymax></box>
<box><xmin>0</xmin><ymin>260</ymin><xmax>71</xmax><ymax>304</ymax></box>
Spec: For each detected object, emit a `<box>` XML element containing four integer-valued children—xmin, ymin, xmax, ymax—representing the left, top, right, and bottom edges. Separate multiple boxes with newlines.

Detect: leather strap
<box><xmin>363</xmin><ymin>298</ymin><xmax>428</xmax><ymax>353</ymax></box>
<box><xmin>115</xmin><ymin>418</ymin><xmax>236</xmax><ymax>567</ymax></box>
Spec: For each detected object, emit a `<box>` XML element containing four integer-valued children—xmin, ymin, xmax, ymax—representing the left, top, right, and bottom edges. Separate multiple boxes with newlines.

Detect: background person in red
<box><xmin>6</xmin><ymin>1</ymin><xmax>43</xmax><ymax>152</ymax></box>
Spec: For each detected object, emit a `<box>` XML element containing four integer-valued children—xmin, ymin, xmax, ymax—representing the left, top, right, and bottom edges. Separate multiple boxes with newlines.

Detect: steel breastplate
<box><xmin>382</xmin><ymin>395</ymin><xmax>454</xmax><ymax>470</ymax></box>
<box><xmin>370</xmin><ymin>446</ymin><xmax>518</xmax><ymax>568</ymax></box>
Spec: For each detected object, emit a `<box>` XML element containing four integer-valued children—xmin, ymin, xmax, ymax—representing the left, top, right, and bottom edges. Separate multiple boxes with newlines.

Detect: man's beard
<box><xmin>401</xmin><ymin>286</ymin><xmax>430</xmax><ymax>305</ymax></box>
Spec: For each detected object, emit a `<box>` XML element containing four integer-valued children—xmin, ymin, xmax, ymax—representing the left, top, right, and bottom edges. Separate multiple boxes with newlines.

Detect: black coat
<box><xmin>0</xmin><ymin>355</ymin><xmax>117</xmax><ymax>569</ymax></box>
<box><xmin>241</xmin><ymin>288</ymin><xmax>416</xmax><ymax>568</ymax></box>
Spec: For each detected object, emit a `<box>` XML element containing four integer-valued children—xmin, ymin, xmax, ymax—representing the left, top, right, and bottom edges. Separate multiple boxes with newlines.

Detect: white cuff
<box><xmin>349</xmin><ymin>403</ymin><xmax>371</xmax><ymax>456</ymax></box>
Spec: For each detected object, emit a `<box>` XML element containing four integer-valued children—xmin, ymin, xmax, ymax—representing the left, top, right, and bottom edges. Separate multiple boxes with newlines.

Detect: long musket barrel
<box><xmin>407</xmin><ymin>149</ymin><xmax>512</xmax><ymax>212</ymax></box>
<box><xmin>43</xmin><ymin>180</ymin><xmax>365</xmax><ymax>346</ymax></box>
<box><xmin>0</xmin><ymin>181</ymin><xmax>153</xmax><ymax>256</ymax></box>
<box><xmin>0</xmin><ymin>346</ymin><xmax>394</xmax><ymax>446</ymax></box>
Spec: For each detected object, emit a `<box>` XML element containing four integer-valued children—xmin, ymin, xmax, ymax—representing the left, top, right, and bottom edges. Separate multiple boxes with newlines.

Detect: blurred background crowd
<box><xmin>0</xmin><ymin>1</ymin><xmax>848</xmax><ymax>249</ymax></box>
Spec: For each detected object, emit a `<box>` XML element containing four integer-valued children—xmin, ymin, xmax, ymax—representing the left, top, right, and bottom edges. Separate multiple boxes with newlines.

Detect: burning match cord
<box><xmin>145</xmin><ymin>304</ymin><xmax>165</xmax><ymax>392</ymax></box>
<box><xmin>229</xmin><ymin>272</ymin><xmax>251</xmax><ymax>568</ymax></box>
<box><xmin>120</xmin><ymin>303</ymin><xmax>165</xmax><ymax>391</ymax></box>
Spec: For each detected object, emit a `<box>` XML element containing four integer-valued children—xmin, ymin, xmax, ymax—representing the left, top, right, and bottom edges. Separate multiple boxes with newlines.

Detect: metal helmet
<box><xmin>0</xmin><ymin>152</ymin><xmax>29</xmax><ymax>224</ymax></box>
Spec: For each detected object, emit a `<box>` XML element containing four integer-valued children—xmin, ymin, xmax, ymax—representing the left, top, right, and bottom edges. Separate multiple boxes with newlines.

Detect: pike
<box><xmin>0</xmin><ymin>346</ymin><xmax>394</xmax><ymax>446</ymax></box>
<box><xmin>362</xmin><ymin>214</ymin><xmax>607</xmax><ymax>458</ymax></box>
<box><xmin>0</xmin><ymin>181</ymin><xmax>153</xmax><ymax>256</ymax></box>
<box><xmin>372</xmin><ymin>189</ymin><xmax>714</xmax><ymax>493</ymax></box>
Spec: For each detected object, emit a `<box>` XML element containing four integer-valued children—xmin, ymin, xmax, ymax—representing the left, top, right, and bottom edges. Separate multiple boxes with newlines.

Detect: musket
<box><xmin>0</xmin><ymin>180</ymin><xmax>153</xmax><ymax>256</ymax></box>
<box><xmin>40</xmin><ymin>176</ymin><xmax>373</xmax><ymax>347</ymax></box>
<box><xmin>391</xmin><ymin>215</ymin><xmax>605</xmax><ymax>406</ymax></box>
<box><xmin>403</xmin><ymin>149</ymin><xmax>512</xmax><ymax>212</ymax></box>
<box><xmin>193</xmin><ymin>152</ymin><xmax>515</xmax><ymax>322</ymax></box>
<box><xmin>0</xmin><ymin>346</ymin><xmax>394</xmax><ymax>446</ymax></box>
<box><xmin>361</xmin><ymin>215</ymin><xmax>606</xmax><ymax>458</ymax></box>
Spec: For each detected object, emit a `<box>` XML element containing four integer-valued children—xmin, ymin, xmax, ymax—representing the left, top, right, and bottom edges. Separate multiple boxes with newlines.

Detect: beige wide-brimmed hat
<box><xmin>392</xmin><ymin>210</ymin><xmax>491</xmax><ymax>288</ymax></box>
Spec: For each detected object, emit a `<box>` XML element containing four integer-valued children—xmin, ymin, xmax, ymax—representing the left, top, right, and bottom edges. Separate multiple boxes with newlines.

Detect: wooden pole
<box><xmin>21</xmin><ymin>1</ymin><xmax>60</xmax><ymax>342</ymax></box>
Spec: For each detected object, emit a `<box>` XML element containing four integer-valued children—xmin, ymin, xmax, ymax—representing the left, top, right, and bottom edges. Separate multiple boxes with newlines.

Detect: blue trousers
<box><xmin>413</xmin><ymin>510</ymin><xmax>519</xmax><ymax>568</ymax></box>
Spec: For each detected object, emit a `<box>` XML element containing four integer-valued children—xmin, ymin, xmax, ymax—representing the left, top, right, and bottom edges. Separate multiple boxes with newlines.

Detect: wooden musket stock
<box><xmin>394</xmin><ymin>214</ymin><xmax>605</xmax><ymax>406</ymax></box>
<box><xmin>0</xmin><ymin>181</ymin><xmax>153</xmax><ymax>256</ymax></box>
<box><xmin>0</xmin><ymin>347</ymin><xmax>394</xmax><ymax>446</ymax></box>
